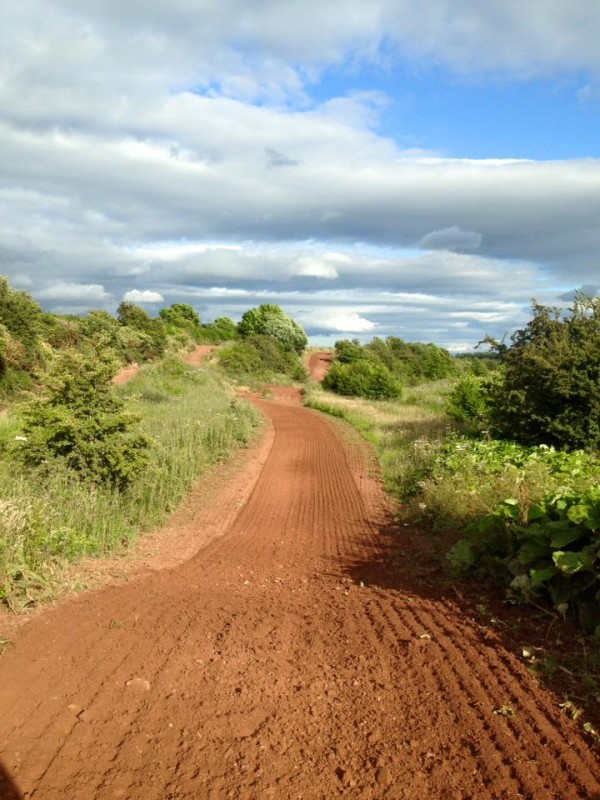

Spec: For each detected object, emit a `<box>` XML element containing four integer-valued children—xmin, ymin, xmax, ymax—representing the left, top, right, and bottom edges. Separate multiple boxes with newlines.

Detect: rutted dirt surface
<box><xmin>307</xmin><ymin>350</ymin><xmax>333</xmax><ymax>382</ymax></box>
<box><xmin>0</xmin><ymin>393</ymin><xmax>599</xmax><ymax>799</ymax></box>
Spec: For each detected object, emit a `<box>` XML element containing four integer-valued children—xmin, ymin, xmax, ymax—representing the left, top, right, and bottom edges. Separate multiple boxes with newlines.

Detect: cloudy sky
<box><xmin>2</xmin><ymin>1</ymin><xmax>599</xmax><ymax>350</ymax></box>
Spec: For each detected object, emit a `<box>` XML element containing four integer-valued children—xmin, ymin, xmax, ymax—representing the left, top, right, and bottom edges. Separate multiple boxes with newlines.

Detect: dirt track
<box><xmin>1</xmin><ymin>391</ymin><xmax>599</xmax><ymax>799</ymax></box>
<box><xmin>307</xmin><ymin>351</ymin><xmax>332</xmax><ymax>383</ymax></box>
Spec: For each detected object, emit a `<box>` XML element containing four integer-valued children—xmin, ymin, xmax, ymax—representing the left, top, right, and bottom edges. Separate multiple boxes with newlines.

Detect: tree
<box><xmin>485</xmin><ymin>295</ymin><xmax>600</xmax><ymax>449</ymax></box>
<box><xmin>238</xmin><ymin>304</ymin><xmax>307</xmax><ymax>354</ymax></box>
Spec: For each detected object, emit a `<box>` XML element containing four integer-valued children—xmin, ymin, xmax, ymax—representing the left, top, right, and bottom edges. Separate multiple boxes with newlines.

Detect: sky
<box><xmin>1</xmin><ymin>1</ymin><xmax>600</xmax><ymax>351</ymax></box>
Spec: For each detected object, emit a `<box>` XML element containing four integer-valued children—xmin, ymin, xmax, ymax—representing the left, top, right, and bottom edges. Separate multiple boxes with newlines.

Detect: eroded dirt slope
<box><xmin>0</xmin><ymin>394</ymin><xmax>599</xmax><ymax>799</ymax></box>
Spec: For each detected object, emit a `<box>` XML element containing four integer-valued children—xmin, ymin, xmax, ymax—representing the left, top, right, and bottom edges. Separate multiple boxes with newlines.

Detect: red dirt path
<box><xmin>307</xmin><ymin>350</ymin><xmax>333</xmax><ymax>382</ymax></box>
<box><xmin>0</xmin><ymin>393</ymin><xmax>599</xmax><ymax>799</ymax></box>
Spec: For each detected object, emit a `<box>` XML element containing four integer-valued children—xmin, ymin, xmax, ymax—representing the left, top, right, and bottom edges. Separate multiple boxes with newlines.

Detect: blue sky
<box><xmin>313</xmin><ymin>69</ymin><xmax>600</xmax><ymax>159</ymax></box>
<box><xmin>1</xmin><ymin>1</ymin><xmax>599</xmax><ymax>350</ymax></box>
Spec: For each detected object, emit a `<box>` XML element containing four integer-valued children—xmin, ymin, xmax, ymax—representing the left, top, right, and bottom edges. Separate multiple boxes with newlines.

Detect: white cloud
<box><xmin>122</xmin><ymin>289</ymin><xmax>164</xmax><ymax>303</ymax></box>
<box><xmin>318</xmin><ymin>312</ymin><xmax>377</xmax><ymax>333</ymax></box>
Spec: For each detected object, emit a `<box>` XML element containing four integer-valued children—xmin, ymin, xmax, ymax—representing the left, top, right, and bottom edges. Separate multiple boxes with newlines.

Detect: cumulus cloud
<box><xmin>122</xmin><ymin>289</ymin><xmax>164</xmax><ymax>303</ymax></box>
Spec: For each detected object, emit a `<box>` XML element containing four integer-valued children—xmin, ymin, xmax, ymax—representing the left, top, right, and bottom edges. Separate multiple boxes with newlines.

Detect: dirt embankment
<box><xmin>0</xmin><ymin>391</ymin><xmax>599</xmax><ymax>799</ymax></box>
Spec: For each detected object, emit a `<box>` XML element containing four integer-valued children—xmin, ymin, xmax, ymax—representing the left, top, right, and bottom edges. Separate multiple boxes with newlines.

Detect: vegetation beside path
<box><xmin>0</xmin><ymin>358</ymin><xmax>259</xmax><ymax>610</ymax></box>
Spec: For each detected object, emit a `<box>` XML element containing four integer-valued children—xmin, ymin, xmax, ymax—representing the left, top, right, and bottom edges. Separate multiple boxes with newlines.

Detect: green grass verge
<box><xmin>0</xmin><ymin>358</ymin><xmax>260</xmax><ymax>609</ymax></box>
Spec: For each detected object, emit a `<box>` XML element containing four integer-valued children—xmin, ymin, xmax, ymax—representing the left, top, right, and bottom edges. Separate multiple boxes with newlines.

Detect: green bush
<box><xmin>485</xmin><ymin>295</ymin><xmax>600</xmax><ymax>449</ymax></box>
<box><xmin>15</xmin><ymin>344</ymin><xmax>150</xmax><ymax>489</ymax></box>
<box><xmin>446</xmin><ymin>374</ymin><xmax>489</xmax><ymax>424</ymax></box>
<box><xmin>0</xmin><ymin>276</ymin><xmax>44</xmax><ymax>373</ymax></box>
<box><xmin>117</xmin><ymin>302</ymin><xmax>167</xmax><ymax>361</ymax></box>
<box><xmin>323</xmin><ymin>360</ymin><xmax>402</xmax><ymax>400</ymax></box>
<box><xmin>219</xmin><ymin>335</ymin><xmax>307</xmax><ymax>381</ymax></box>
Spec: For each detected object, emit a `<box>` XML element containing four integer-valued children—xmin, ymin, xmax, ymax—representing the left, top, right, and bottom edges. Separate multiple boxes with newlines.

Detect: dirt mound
<box><xmin>0</xmin><ymin>400</ymin><xmax>599</xmax><ymax>799</ymax></box>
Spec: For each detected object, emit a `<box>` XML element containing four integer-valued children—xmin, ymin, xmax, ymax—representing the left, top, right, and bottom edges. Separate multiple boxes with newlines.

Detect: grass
<box><xmin>0</xmin><ymin>358</ymin><xmax>260</xmax><ymax>609</ymax></box>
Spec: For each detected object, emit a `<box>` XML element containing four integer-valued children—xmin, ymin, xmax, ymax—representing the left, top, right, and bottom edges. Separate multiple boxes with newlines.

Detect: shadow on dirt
<box><xmin>342</xmin><ymin>515</ymin><xmax>600</xmax><ymax>733</ymax></box>
<box><xmin>0</xmin><ymin>761</ymin><xmax>22</xmax><ymax>800</ymax></box>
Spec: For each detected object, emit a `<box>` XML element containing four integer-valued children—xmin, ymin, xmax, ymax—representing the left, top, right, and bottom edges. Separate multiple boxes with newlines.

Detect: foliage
<box><xmin>159</xmin><ymin>303</ymin><xmax>201</xmax><ymax>329</ymax></box>
<box><xmin>15</xmin><ymin>343</ymin><xmax>150</xmax><ymax>489</ymax></box>
<box><xmin>323</xmin><ymin>359</ymin><xmax>402</xmax><ymax>400</ymax></box>
<box><xmin>327</xmin><ymin>336</ymin><xmax>457</xmax><ymax>395</ymax></box>
<box><xmin>238</xmin><ymin>304</ymin><xmax>308</xmax><ymax>354</ymax></box>
<box><xmin>0</xmin><ymin>276</ymin><xmax>44</xmax><ymax>372</ymax></box>
<box><xmin>485</xmin><ymin>295</ymin><xmax>600</xmax><ymax>449</ymax></box>
<box><xmin>117</xmin><ymin>302</ymin><xmax>167</xmax><ymax>360</ymax></box>
<box><xmin>448</xmin><ymin>486</ymin><xmax>600</xmax><ymax>630</ymax></box>
<box><xmin>334</xmin><ymin>338</ymin><xmax>366</xmax><ymax>364</ymax></box>
<box><xmin>219</xmin><ymin>334</ymin><xmax>307</xmax><ymax>382</ymax></box>
<box><xmin>198</xmin><ymin>316</ymin><xmax>239</xmax><ymax>343</ymax></box>
<box><xmin>446</xmin><ymin>374</ymin><xmax>490</xmax><ymax>424</ymax></box>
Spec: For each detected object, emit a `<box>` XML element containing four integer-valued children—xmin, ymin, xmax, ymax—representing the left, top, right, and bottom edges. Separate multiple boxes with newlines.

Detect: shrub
<box><xmin>219</xmin><ymin>335</ymin><xmax>307</xmax><ymax>381</ymax></box>
<box><xmin>485</xmin><ymin>295</ymin><xmax>600</xmax><ymax>449</ymax></box>
<box><xmin>323</xmin><ymin>360</ymin><xmax>402</xmax><ymax>400</ymax></box>
<box><xmin>15</xmin><ymin>343</ymin><xmax>150</xmax><ymax>489</ymax></box>
<box><xmin>117</xmin><ymin>302</ymin><xmax>167</xmax><ymax>360</ymax></box>
<box><xmin>446</xmin><ymin>374</ymin><xmax>489</xmax><ymax>424</ymax></box>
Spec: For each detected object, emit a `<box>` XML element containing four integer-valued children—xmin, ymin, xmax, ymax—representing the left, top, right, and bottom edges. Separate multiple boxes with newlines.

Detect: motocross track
<box><xmin>1</xmin><ymin>391</ymin><xmax>599</xmax><ymax>798</ymax></box>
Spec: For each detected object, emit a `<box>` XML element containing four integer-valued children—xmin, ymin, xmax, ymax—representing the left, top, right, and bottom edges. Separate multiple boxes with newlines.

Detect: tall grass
<box><xmin>0</xmin><ymin>359</ymin><xmax>259</xmax><ymax>608</ymax></box>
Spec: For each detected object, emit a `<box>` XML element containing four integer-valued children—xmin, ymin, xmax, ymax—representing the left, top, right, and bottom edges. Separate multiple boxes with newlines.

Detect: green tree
<box><xmin>159</xmin><ymin>303</ymin><xmax>201</xmax><ymax>329</ymax></box>
<box><xmin>238</xmin><ymin>304</ymin><xmax>307</xmax><ymax>354</ymax></box>
<box><xmin>486</xmin><ymin>295</ymin><xmax>600</xmax><ymax>449</ymax></box>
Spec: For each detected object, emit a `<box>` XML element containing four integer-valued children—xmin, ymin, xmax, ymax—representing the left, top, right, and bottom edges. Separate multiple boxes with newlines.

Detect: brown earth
<box><xmin>307</xmin><ymin>351</ymin><xmax>333</xmax><ymax>383</ymax></box>
<box><xmin>0</xmin><ymin>391</ymin><xmax>599</xmax><ymax>799</ymax></box>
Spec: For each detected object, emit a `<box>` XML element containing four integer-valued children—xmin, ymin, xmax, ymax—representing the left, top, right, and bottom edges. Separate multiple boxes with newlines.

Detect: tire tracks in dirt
<box><xmin>0</xmin><ymin>395</ymin><xmax>598</xmax><ymax>799</ymax></box>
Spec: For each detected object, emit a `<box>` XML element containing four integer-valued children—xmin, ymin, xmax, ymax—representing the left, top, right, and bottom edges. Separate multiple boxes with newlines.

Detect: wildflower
<box><xmin>14</xmin><ymin>435</ymin><xmax>27</xmax><ymax>441</ymax></box>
